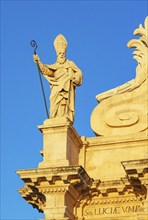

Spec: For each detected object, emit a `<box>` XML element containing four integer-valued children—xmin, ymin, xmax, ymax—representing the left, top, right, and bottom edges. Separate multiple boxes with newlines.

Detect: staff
<box><xmin>30</xmin><ymin>40</ymin><xmax>49</xmax><ymax>118</ymax></box>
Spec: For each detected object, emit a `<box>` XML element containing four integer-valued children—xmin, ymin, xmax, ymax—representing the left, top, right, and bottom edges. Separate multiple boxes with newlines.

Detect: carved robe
<box><xmin>39</xmin><ymin>59</ymin><xmax>82</xmax><ymax>122</ymax></box>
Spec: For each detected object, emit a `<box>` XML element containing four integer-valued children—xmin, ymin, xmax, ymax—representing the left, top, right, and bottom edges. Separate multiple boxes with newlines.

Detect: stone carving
<box><xmin>17</xmin><ymin>18</ymin><xmax>148</xmax><ymax>220</ymax></box>
<box><xmin>96</xmin><ymin>17</ymin><xmax>148</xmax><ymax>102</ymax></box>
<box><xmin>33</xmin><ymin>34</ymin><xmax>82</xmax><ymax>122</ymax></box>
<box><xmin>16</xmin><ymin>165</ymin><xmax>93</xmax><ymax>218</ymax></box>
<box><xmin>122</xmin><ymin>159</ymin><xmax>148</xmax><ymax>200</ymax></box>
<box><xmin>78</xmin><ymin>159</ymin><xmax>148</xmax><ymax>219</ymax></box>
<box><xmin>91</xmin><ymin>17</ymin><xmax>148</xmax><ymax>136</ymax></box>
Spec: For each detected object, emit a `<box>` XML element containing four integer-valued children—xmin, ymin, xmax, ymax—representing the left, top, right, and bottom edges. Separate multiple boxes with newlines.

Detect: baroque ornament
<box><xmin>17</xmin><ymin>17</ymin><xmax>148</xmax><ymax>220</ymax></box>
<box><xmin>91</xmin><ymin>17</ymin><xmax>148</xmax><ymax>136</ymax></box>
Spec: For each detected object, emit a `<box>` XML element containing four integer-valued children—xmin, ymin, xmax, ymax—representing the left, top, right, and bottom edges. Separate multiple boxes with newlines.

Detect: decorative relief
<box><xmin>91</xmin><ymin>17</ymin><xmax>148</xmax><ymax>136</ymax></box>
<box><xmin>39</xmin><ymin>187</ymin><xmax>67</xmax><ymax>194</ymax></box>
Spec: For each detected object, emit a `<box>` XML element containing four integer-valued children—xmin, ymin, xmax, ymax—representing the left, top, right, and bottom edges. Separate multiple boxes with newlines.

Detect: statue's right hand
<box><xmin>33</xmin><ymin>54</ymin><xmax>40</xmax><ymax>64</ymax></box>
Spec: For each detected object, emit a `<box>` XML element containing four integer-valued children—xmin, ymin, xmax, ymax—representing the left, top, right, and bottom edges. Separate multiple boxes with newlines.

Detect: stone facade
<box><xmin>17</xmin><ymin>17</ymin><xmax>148</xmax><ymax>219</ymax></box>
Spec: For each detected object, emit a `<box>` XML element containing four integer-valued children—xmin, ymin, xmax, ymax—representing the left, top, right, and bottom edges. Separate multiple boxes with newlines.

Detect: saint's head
<box><xmin>54</xmin><ymin>34</ymin><xmax>67</xmax><ymax>64</ymax></box>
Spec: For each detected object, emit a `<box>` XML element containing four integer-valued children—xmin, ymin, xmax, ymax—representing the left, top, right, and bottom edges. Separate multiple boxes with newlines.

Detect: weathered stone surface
<box><xmin>17</xmin><ymin>166</ymin><xmax>93</xmax><ymax>220</ymax></box>
<box><xmin>91</xmin><ymin>17</ymin><xmax>148</xmax><ymax>136</ymax></box>
<box><xmin>38</xmin><ymin>117</ymin><xmax>82</xmax><ymax>168</ymax></box>
<box><xmin>17</xmin><ymin>17</ymin><xmax>148</xmax><ymax>220</ymax></box>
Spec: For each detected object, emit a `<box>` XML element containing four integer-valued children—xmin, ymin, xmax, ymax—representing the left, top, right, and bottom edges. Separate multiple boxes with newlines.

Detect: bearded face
<box><xmin>57</xmin><ymin>51</ymin><xmax>66</xmax><ymax>64</ymax></box>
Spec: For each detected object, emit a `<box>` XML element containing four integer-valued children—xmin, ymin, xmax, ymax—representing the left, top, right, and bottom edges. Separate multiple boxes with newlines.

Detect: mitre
<box><xmin>54</xmin><ymin>34</ymin><xmax>68</xmax><ymax>54</ymax></box>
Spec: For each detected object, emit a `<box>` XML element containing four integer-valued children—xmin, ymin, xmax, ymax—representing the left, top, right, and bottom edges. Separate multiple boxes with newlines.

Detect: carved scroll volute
<box><xmin>90</xmin><ymin>17</ymin><xmax>148</xmax><ymax>136</ymax></box>
<box><xmin>127</xmin><ymin>16</ymin><xmax>148</xmax><ymax>86</ymax></box>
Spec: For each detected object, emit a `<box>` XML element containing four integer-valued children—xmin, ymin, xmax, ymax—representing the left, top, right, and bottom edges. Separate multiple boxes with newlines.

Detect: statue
<box><xmin>33</xmin><ymin>34</ymin><xmax>83</xmax><ymax>122</ymax></box>
<box><xmin>91</xmin><ymin>17</ymin><xmax>148</xmax><ymax>136</ymax></box>
<box><xmin>96</xmin><ymin>17</ymin><xmax>148</xmax><ymax>102</ymax></box>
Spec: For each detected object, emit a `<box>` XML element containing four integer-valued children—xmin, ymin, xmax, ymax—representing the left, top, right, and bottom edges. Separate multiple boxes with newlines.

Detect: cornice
<box><xmin>16</xmin><ymin>166</ymin><xmax>93</xmax><ymax>188</ymax></box>
<box><xmin>17</xmin><ymin>165</ymin><xmax>93</xmax><ymax>213</ymax></box>
<box><xmin>85</xmin><ymin>131</ymin><xmax>148</xmax><ymax>150</ymax></box>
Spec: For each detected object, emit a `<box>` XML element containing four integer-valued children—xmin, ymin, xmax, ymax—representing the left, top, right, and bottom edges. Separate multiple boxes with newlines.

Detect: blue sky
<box><xmin>1</xmin><ymin>0</ymin><xmax>147</xmax><ymax>219</ymax></box>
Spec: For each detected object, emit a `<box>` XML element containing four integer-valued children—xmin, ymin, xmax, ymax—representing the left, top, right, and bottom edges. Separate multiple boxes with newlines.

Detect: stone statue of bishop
<box><xmin>33</xmin><ymin>34</ymin><xmax>83</xmax><ymax>122</ymax></box>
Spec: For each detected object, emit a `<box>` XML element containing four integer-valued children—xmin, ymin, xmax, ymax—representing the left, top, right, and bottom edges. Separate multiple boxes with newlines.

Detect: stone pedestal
<box><xmin>38</xmin><ymin>117</ymin><xmax>82</xmax><ymax>168</ymax></box>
